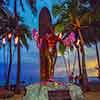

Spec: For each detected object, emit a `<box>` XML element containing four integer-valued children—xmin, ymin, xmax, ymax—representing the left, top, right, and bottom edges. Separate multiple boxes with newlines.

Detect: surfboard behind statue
<box><xmin>39</xmin><ymin>7</ymin><xmax>53</xmax><ymax>81</ymax></box>
<box><xmin>39</xmin><ymin>7</ymin><xmax>52</xmax><ymax>36</ymax></box>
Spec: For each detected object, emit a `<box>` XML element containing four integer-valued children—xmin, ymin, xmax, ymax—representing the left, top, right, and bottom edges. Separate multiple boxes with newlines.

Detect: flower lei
<box><xmin>32</xmin><ymin>28</ymin><xmax>43</xmax><ymax>48</ymax></box>
<box><xmin>63</xmin><ymin>32</ymin><xmax>75</xmax><ymax>47</ymax></box>
<box><xmin>32</xmin><ymin>28</ymin><xmax>76</xmax><ymax>48</ymax></box>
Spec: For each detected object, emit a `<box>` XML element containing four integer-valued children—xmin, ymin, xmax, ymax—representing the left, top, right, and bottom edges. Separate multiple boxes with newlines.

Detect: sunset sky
<box><xmin>0</xmin><ymin>0</ymin><xmax>100</xmax><ymax>80</ymax></box>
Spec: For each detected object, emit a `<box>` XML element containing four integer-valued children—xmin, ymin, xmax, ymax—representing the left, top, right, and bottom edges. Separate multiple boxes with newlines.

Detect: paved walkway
<box><xmin>85</xmin><ymin>92</ymin><xmax>100</xmax><ymax>100</ymax></box>
<box><xmin>0</xmin><ymin>82</ymin><xmax>100</xmax><ymax>100</ymax></box>
<box><xmin>0</xmin><ymin>91</ymin><xmax>100</xmax><ymax>100</ymax></box>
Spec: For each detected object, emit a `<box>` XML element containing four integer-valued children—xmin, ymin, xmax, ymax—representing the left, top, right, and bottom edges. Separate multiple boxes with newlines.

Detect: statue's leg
<box><xmin>49</xmin><ymin>49</ymin><xmax>57</xmax><ymax>79</ymax></box>
<box><xmin>51</xmin><ymin>51</ymin><xmax>57</xmax><ymax>79</ymax></box>
<box><xmin>47</xmin><ymin>53</ymin><xmax>53</xmax><ymax>79</ymax></box>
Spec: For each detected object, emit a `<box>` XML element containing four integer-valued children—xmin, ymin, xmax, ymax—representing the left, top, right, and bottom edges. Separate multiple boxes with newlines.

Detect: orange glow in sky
<box><xmin>86</xmin><ymin>59</ymin><xmax>98</xmax><ymax>77</ymax></box>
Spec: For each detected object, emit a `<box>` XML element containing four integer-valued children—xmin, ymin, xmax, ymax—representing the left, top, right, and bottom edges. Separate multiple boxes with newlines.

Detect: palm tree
<box><xmin>95</xmin><ymin>41</ymin><xmax>100</xmax><ymax>78</ymax></box>
<box><xmin>12</xmin><ymin>0</ymin><xmax>32</xmax><ymax>93</ymax></box>
<box><xmin>90</xmin><ymin>24</ymin><xmax>100</xmax><ymax>78</ymax></box>
<box><xmin>52</xmin><ymin>0</ymin><xmax>93</xmax><ymax>90</ymax></box>
<box><xmin>82</xmin><ymin>0</ymin><xmax>100</xmax><ymax>79</ymax></box>
<box><xmin>0</xmin><ymin>0</ymin><xmax>34</xmax><ymax>90</ymax></box>
<box><xmin>6</xmin><ymin>0</ymin><xmax>37</xmax><ymax>12</ymax></box>
<box><xmin>0</xmin><ymin>5</ymin><xmax>13</xmax><ymax>88</ymax></box>
<box><xmin>0</xmin><ymin>0</ymin><xmax>15</xmax><ymax>88</ymax></box>
<box><xmin>14</xmin><ymin>24</ymin><xmax>32</xmax><ymax>93</ymax></box>
<box><xmin>90</xmin><ymin>0</ymin><xmax>100</xmax><ymax>78</ymax></box>
<box><xmin>0</xmin><ymin>8</ymin><xmax>23</xmax><ymax>88</ymax></box>
<box><xmin>2</xmin><ymin>8</ymin><xmax>31</xmax><ymax>93</ymax></box>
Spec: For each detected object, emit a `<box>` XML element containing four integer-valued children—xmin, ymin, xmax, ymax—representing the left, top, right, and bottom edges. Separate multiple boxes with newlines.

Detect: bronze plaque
<box><xmin>48</xmin><ymin>90</ymin><xmax>71</xmax><ymax>100</ymax></box>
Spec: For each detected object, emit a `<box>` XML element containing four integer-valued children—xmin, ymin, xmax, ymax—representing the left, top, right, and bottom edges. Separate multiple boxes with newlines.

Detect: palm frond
<box><xmin>0</xmin><ymin>7</ymin><xmax>10</xmax><ymax>19</ymax></box>
<box><xmin>28</xmin><ymin>0</ymin><xmax>37</xmax><ymax>15</ymax></box>
<box><xmin>52</xmin><ymin>4</ymin><xmax>63</xmax><ymax>16</ymax></box>
<box><xmin>17</xmin><ymin>15</ymin><xmax>24</xmax><ymax>22</ymax></box>
<box><xmin>20</xmin><ymin>0</ymin><xmax>24</xmax><ymax>11</ymax></box>
<box><xmin>18</xmin><ymin>24</ymin><xmax>32</xmax><ymax>40</ymax></box>
<box><xmin>20</xmin><ymin>33</ymin><xmax>29</xmax><ymax>50</ymax></box>
<box><xmin>55</xmin><ymin>23</ymin><xmax>64</xmax><ymax>33</ymax></box>
<box><xmin>80</xmin><ymin>12</ymin><xmax>93</xmax><ymax>26</ymax></box>
<box><xmin>0</xmin><ymin>0</ymin><xmax>4</xmax><ymax>7</ymax></box>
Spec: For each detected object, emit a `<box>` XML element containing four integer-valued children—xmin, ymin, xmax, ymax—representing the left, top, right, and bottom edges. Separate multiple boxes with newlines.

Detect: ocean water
<box><xmin>0</xmin><ymin>61</ymin><xmax>69</xmax><ymax>87</ymax></box>
<box><xmin>0</xmin><ymin>63</ymin><xmax>40</xmax><ymax>86</ymax></box>
<box><xmin>0</xmin><ymin>62</ymin><xmax>100</xmax><ymax>87</ymax></box>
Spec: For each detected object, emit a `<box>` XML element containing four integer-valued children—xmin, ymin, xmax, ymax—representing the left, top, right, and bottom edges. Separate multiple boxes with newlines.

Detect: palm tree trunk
<box><xmin>15</xmin><ymin>41</ymin><xmax>21</xmax><ymax>93</ymax></box>
<box><xmin>95</xmin><ymin>42</ymin><xmax>100</xmax><ymax>66</ymax></box>
<box><xmin>20</xmin><ymin>0</ymin><xmax>24</xmax><ymax>11</ymax></box>
<box><xmin>14</xmin><ymin>0</ymin><xmax>17</xmax><ymax>17</ymax></box>
<box><xmin>6</xmin><ymin>41</ymin><xmax>12</xmax><ymax>89</ymax></box>
<box><xmin>80</xmin><ymin>43</ymin><xmax>89</xmax><ymax>90</ymax></box>
<box><xmin>95</xmin><ymin>41</ymin><xmax>100</xmax><ymax>78</ymax></box>
<box><xmin>76</xmin><ymin>47</ymin><xmax>82</xmax><ymax>84</ymax></box>
<box><xmin>77</xmin><ymin>29</ymin><xmax>89</xmax><ymax>90</ymax></box>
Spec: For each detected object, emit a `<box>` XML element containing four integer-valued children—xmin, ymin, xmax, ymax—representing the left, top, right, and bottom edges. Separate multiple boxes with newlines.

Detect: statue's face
<box><xmin>46</xmin><ymin>32</ymin><xmax>52</xmax><ymax>38</ymax></box>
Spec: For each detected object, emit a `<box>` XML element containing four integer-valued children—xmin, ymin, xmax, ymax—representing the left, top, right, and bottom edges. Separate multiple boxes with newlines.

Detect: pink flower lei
<box><xmin>63</xmin><ymin>31</ymin><xmax>75</xmax><ymax>47</ymax></box>
<box><xmin>32</xmin><ymin>28</ymin><xmax>43</xmax><ymax>49</ymax></box>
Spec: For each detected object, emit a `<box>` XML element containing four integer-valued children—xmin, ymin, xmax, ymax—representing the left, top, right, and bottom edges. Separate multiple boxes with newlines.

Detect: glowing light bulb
<box><xmin>8</xmin><ymin>33</ymin><xmax>12</xmax><ymax>39</ymax></box>
<box><xmin>2</xmin><ymin>37</ymin><xmax>6</xmax><ymax>45</ymax></box>
<box><xmin>15</xmin><ymin>36</ymin><xmax>19</xmax><ymax>45</ymax></box>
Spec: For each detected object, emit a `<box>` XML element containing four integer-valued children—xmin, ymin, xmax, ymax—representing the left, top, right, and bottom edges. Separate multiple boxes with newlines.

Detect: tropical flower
<box><xmin>32</xmin><ymin>28</ymin><xmax>43</xmax><ymax>49</ymax></box>
<box><xmin>37</xmin><ymin>38</ymin><xmax>43</xmax><ymax>49</ymax></box>
<box><xmin>68</xmin><ymin>32</ymin><xmax>75</xmax><ymax>42</ymax></box>
<box><xmin>63</xmin><ymin>37</ymin><xmax>71</xmax><ymax>47</ymax></box>
<box><xmin>32</xmin><ymin>28</ymin><xmax>39</xmax><ymax>41</ymax></box>
<box><xmin>63</xmin><ymin>32</ymin><xmax>75</xmax><ymax>47</ymax></box>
